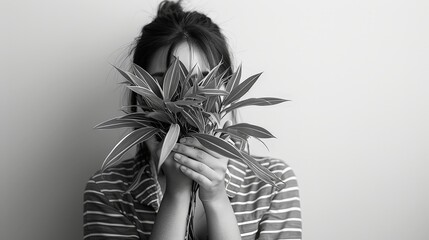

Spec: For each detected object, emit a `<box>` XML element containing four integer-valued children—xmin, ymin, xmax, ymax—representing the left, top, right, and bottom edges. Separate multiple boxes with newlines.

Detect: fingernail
<box><xmin>173</xmin><ymin>144</ymin><xmax>178</xmax><ymax>150</ymax></box>
<box><xmin>179</xmin><ymin>138</ymin><xmax>186</xmax><ymax>143</ymax></box>
<box><xmin>174</xmin><ymin>153</ymin><xmax>181</xmax><ymax>160</ymax></box>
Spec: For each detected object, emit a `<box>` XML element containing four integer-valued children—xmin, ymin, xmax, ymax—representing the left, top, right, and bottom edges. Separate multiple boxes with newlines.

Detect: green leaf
<box><xmin>173</xmin><ymin>99</ymin><xmax>204</xmax><ymax>106</ymax></box>
<box><xmin>190</xmin><ymin>133</ymin><xmax>282</xmax><ymax>190</ymax></box>
<box><xmin>252</xmin><ymin>136</ymin><xmax>270</xmax><ymax>151</ymax></box>
<box><xmin>94</xmin><ymin>117</ymin><xmax>146</xmax><ymax>129</ymax></box>
<box><xmin>225</xmin><ymin>64</ymin><xmax>242</xmax><ymax>92</ymax></box>
<box><xmin>197</xmin><ymin>88</ymin><xmax>229</xmax><ymax>96</ymax></box>
<box><xmin>182</xmin><ymin>106</ymin><xmax>205</xmax><ymax>132</ymax></box>
<box><xmin>177</xmin><ymin>58</ymin><xmax>189</xmax><ymax>77</ymax></box>
<box><xmin>118</xmin><ymin>113</ymin><xmax>160</xmax><ymax>126</ymax></box>
<box><xmin>120</xmin><ymin>105</ymin><xmax>153</xmax><ymax>112</ymax></box>
<box><xmin>112</xmin><ymin>65</ymin><xmax>133</xmax><ymax>85</ymax></box>
<box><xmin>204</xmin><ymin>95</ymin><xmax>217</xmax><ymax>112</ymax></box>
<box><xmin>132</xmin><ymin>64</ymin><xmax>164</xmax><ymax>98</ymax></box>
<box><xmin>213</xmin><ymin>129</ymin><xmax>248</xmax><ymax>142</ymax></box>
<box><xmin>158</xmin><ymin>124</ymin><xmax>180</xmax><ymax>171</ymax></box>
<box><xmin>200</xmin><ymin>61</ymin><xmax>222</xmax><ymax>87</ymax></box>
<box><xmin>189</xmin><ymin>133</ymin><xmax>243</xmax><ymax>160</ymax></box>
<box><xmin>223</xmin><ymin>72</ymin><xmax>262</xmax><ymax>106</ymax></box>
<box><xmin>180</xmin><ymin>64</ymin><xmax>197</xmax><ymax>96</ymax></box>
<box><xmin>113</xmin><ymin>65</ymin><xmax>149</xmax><ymax>88</ymax></box>
<box><xmin>118</xmin><ymin>113</ymin><xmax>150</xmax><ymax>121</ymax></box>
<box><xmin>163</xmin><ymin>58</ymin><xmax>182</xmax><ymax>100</ymax></box>
<box><xmin>165</xmin><ymin>102</ymin><xmax>183</xmax><ymax>113</ymax></box>
<box><xmin>194</xmin><ymin>108</ymin><xmax>206</xmax><ymax>132</ymax></box>
<box><xmin>240</xmin><ymin>152</ymin><xmax>285</xmax><ymax>190</ymax></box>
<box><xmin>127</xmin><ymin>86</ymin><xmax>165</xmax><ymax>110</ymax></box>
<box><xmin>221</xmin><ymin>97</ymin><xmax>288</xmax><ymax>114</ymax></box>
<box><xmin>146</xmin><ymin>111</ymin><xmax>174</xmax><ymax>124</ymax></box>
<box><xmin>226</xmin><ymin>123</ymin><xmax>275</xmax><ymax>138</ymax></box>
<box><xmin>204</xmin><ymin>112</ymin><xmax>221</xmax><ymax>127</ymax></box>
<box><xmin>181</xmin><ymin>108</ymin><xmax>200</xmax><ymax>129</ymax></box>
<box><xmin>102</xmin><ymin>127</ymin><xmax>159</xmax><ymax>170</ymax></box>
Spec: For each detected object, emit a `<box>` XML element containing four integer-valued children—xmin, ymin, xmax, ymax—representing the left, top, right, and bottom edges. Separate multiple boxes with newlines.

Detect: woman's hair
<box><xmin>132</xmin><ymin>0</ymin><xmax>232</xmax><ymax>72</ymax></box>
<box><xmin>128</xmin><ymin>0</ymin><xmax>235</xmax><ymax>162</ymax></box>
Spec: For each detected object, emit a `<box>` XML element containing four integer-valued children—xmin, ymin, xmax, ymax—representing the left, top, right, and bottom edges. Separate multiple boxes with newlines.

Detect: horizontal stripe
<box><xmin>84</xmin><ymin>190</ymin><xmax>104</xmax><ymax>196</ymax></box>
<box><xmin>260</xmin><ymin>228</ymin><xmax>302</xmax><ymax>234</ymax></box>
<box><xmin>234</xmin><ymin>184</ymin><xmax>271</xmax><ymax>196</ymax></box>
<box><xmin>84</xmin><ymin>157</ymin><xmax>301</xmax><ymax>239</ymax></box>
<box><xmin>84</xmin><ymin>233</ymin><xmax>139</xmax><ymax>239</ymax></box>
<box><xmin>225</xmin><ymin>179</ymin><xmax>241</xmax><ymax>189</ymax></box>
<box><xmin>231</xmin><ymin>193</ymin><xmax>273</xmax><ymax>205</ymax></box>
<box><xmin>228</xmin><ymin>158</ymin><xmax>247</xmax><ymax>168</ymax></box>
<box><xmin>136</xmin><ymin>186</ymin><xmax>157</xmax><ymax>200</ymax></box>
<box><xmin>93</xmin><ymin>171</ymin><xmax>134</xmax><ymax>179</ymax></box>
<box><xmin>234</xmin><ymin>206</ymin><xmax>270</xmax><ymax>215</ymax></box>
<box><xmin>84</xmin><ymin>211</ymin><xmax>125</xmax><ymax>217</ymax></box>
<box><xmin>228</xmin><ymin>164</ymin><xmax>246</xmax><ymax>175</ymax></box>
<box><xmin>94</xmin><ymin>179</ymin><xmax>126</xmax><ymax>184</ymax></box>
<box><xmin>84</xmin><ymin>200</ymin><xmax>107</xmax><ymax>206</ymax></box>
<box><xmin>108</xmin><ymin>199</ymin><xmax>135</xmax><ymax>206</ymax></box>
<box><xmin>100</xmin><ymin>189</ymin><xmax>125</xmax><ymax>193</ymax></box>
<box><xmin>271</xmin><ymin>197</ymin><xmax>301</xmax><ymax>203</ymax></box>
<box><xmin>240</xmin><ymin>229</ymin><xmax>258</xmax><ymax>237</ymax></box>
<box><xmin>237</xmin><ymin>218</ymin><xmax>261</xmax><ymax>226</ymax></box>
<box><xmin>267</xmin><ymin>207</ymin><xmax>301</xmax><ymax>214</ymax></box>
<box><xmin>260</xmin><ymin>218</ymin><xmax>302</xmax><ymax>225</ymax></box>
<box><xmin>83</xmin><ymin>222</ymin><xmax>135</xmax><ymax>228</ymax></box>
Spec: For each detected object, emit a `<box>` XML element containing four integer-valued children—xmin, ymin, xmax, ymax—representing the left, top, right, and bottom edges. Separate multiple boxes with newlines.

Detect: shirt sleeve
<box><xmin>83</xmin><ymin>177</ymin><xmax>140</xmax><ymax>239</ymax></box>
<box><xmin>257</xmin><ymin>165</ymin><xmax>302</xmax><ymax>240</ymax></box>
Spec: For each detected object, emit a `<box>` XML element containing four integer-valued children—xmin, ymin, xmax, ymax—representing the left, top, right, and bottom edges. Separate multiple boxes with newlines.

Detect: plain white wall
<box><xmin>1</xmin><ymin>0</ymin><xmax>428</xmax><ymax>239</ymax></box>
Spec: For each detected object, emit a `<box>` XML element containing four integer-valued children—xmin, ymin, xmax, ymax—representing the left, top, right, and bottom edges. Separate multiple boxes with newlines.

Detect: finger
<box><xmin>173</xmin><ymin>153</ymin><xmax>218</xmax><ymax>180</ymax></box>
<box><xmin>178</xmin><ymin>137</ymin><xmax>221</xmax><ymax>158</ymax></box>
<box><xmin>174</xmin><ymin>142</ymin><xmax>217</xmax><ymax>164</ymax></box>
<box><xmin>178</xmin><ymin>165</ymin><xmax>212</xmax><ymax>189</ymax></box>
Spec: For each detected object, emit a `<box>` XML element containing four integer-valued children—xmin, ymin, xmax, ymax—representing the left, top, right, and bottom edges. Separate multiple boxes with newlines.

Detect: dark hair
<box><xmin>129</xmin><ymin>0</ymin><xmax>234</xmax><ymax>162</ymax></box>
<box><xmin>132</xmin><ymin>1</ymin><xmax>232</xmax><ymax>70</ymax></box>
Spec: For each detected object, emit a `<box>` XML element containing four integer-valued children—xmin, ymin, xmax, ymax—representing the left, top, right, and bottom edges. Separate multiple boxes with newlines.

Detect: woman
<box><xmin>84</xmin><ymin>1</ymin><xmax>302</xmax><ymax>239</ymax></box>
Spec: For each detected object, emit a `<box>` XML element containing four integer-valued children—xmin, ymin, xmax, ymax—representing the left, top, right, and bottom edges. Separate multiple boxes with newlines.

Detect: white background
<box><xmin>1</xmin><ymin>0</ymin><xmax>428</xmax><ymax>239</ymax></box>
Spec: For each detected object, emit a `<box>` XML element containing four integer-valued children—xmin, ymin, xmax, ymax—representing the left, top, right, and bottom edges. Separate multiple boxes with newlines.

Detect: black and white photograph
<box><xmin>1</xmin><ymin>0</ymin><xmax>427</xmax><ymax>239</ymax></box>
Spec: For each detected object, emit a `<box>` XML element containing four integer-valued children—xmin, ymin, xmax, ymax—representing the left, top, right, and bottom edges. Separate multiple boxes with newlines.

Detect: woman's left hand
<box><xmin>172</xmin><ymin>137</ymin><xmax>229</xmax><ymax>203</ymax></box>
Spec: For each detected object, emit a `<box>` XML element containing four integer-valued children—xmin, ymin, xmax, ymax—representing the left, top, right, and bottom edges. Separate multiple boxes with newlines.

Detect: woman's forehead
<box><xmin>147</xmin><ymin>42</ymin><xmax>210</xmax><ymax>75</ymax></box>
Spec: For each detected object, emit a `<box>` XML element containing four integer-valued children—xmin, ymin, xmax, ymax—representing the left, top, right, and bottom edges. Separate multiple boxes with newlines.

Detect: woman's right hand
<box><xmin>146</xmin><ymin>137</ymin><xmax>193</xmax><ymax>196</ymax></box>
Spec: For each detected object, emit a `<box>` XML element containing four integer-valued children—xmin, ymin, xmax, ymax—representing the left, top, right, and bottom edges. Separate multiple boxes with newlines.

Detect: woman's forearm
<box><xmin>204</xmin><ymin>193</ymin><xmax>241</xmax><ymax>240</ymax></box>
<box><xmin>149</xmin><ymin>191</ymin><xmax>191</xmax><ymax>240</ymax></box>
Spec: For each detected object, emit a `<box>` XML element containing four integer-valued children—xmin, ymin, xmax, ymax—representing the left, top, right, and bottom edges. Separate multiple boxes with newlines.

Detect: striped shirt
<box><xmin>83</xmin><ymin>155</ymin><xmax>302</xmax><ymax>239</ymax></box>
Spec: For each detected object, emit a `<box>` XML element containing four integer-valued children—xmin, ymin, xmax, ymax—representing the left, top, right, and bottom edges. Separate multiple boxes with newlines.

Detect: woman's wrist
<box><xmin>201</xmin><ymin>188</ymin><xmax>229</xmax><ymax>209</ymax></box>
<box><xmin>202</xmin><ymin>189</ymin><xmax>242</xmax><ymax>240</ymax></box>
<box><xmin>164</xmin><ymin>184</ymin><xmax>192</xmax><ymax>200</ymax></box>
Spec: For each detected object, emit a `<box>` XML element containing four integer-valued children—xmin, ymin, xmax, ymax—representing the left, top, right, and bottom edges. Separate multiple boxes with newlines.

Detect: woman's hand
<box><xmin>146</xmin><ymin>137</ymin><xmax>192</xmax><ymax>196</ymax></box>
<box><xmin>172</xmin><ymin>137</ymin><xmax>229</xmax><ymax>203</ymax></box>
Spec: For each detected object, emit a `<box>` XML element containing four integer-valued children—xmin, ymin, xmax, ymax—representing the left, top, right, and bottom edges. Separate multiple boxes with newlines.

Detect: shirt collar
<box><xmin>130</xmin><ymin>156</ymin><xmax>249</xmax><ymax>209</ymax></box>
<box><xmin>130</xmin><ymin>159</ymin><xmax>162</xmax><ymax>211</ymax></box>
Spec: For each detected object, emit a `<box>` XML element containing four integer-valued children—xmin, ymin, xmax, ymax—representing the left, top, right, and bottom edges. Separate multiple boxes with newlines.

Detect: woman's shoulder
<box><xmin>241</xmin><ymin>156</ymin><xmax>299</xmax><ymax>193</ymax></box>
<box><xmin>85</xmin><ymin>158</ymin><xmax>141</xmax><ymax>192</ymax></box>
<box><xmin>252</xmin><ymin>156</ymin><xmax>298</xmax><ymax>180</ymax></box>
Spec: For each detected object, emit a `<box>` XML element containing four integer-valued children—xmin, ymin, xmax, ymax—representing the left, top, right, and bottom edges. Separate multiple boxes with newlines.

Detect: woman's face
<box><xmin>147</xmin><ymin>42</ymin><xmax>210</xmax><ymax>82</ymax></box>
<box><xmin>145</xmin><ymin>42</ymin><xmax>211</xmax><ymax>159</ymax></box>
<box><xmin>144</xmin><ymin>42</ymin><xmax>233</xmax><ymax>159</ymax></box>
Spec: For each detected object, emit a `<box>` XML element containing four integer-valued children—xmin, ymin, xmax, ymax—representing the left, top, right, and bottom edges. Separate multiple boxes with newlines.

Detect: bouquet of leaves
<box><xmin>96</xmin><ymin>59</ymin><xmax>289</xmax><ymax>239</ymax></box>
<box><xmin>95</xmin><ymin>59</ymin><xmax>288</xmax><ymax>190</ymax></box>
